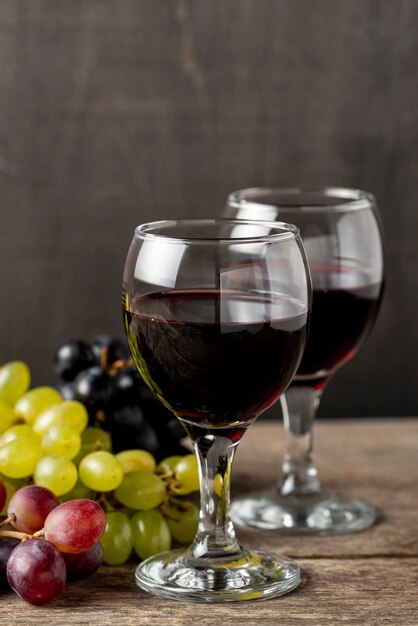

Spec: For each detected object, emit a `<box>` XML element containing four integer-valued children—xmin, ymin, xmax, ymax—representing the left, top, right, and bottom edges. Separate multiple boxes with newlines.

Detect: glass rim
<box><xmin>227</xmin><ymin>186</ymin><xmax>376</xmax><ymax>213</ymax></box>
<box><xmin>134</xmin><ymin>218</ymin><xmax>300</xmax><ymax>244</ymax></box>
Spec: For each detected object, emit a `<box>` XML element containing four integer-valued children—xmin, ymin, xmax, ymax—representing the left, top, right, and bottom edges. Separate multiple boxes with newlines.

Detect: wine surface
<box><xmin>124</xmin><ymin>290</ymin><xmax>308</xmax><ymax>429</ymax></box>
<box><xmin>296</xmin><ymin>280</ymin><xmax>382</xmax><ymax>385</ymax></box>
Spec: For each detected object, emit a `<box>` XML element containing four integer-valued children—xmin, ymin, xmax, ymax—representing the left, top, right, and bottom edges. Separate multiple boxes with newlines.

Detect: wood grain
<box><xmin>1</xmin><ymin>419</ymin><xmax>417</xmax><ymax>625</ymax></box>
<box><xmin>0</xmin><ymin>1</ymin><xmax>416</xmax><ymax>417</ymax></box>
<box><xmin>2</xmin><ymin>559</ymin><xmax>417</xmax><ymax>626</ymax></box>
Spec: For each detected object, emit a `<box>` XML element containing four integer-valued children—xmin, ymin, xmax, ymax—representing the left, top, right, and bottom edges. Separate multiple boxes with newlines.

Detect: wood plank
<box><xmin>1</xmin><ymin>420</ymin><xmax>417</xmax><ymax>623</ymax></box>
<box><xmin>233</xmin><ymin>420</ymin><xmax>418</xmax><ymax>558</ymax></box>
<box><xmin>1</xmin><ymin>559</ymin><xmax>417</xmax><ymax>625</ymax></box>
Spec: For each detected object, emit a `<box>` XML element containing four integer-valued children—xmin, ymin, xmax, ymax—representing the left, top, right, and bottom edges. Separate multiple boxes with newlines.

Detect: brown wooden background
<box><xmin>0</xmin><ymin>0</ymin><xmax>416</xmax><ymax>417</ymax></box>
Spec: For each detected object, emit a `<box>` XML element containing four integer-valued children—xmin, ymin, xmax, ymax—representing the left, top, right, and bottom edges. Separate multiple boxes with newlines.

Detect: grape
<box><xmin>0</xmin><ymin>537</ymin><xmax>20</xmax><ymax>588</ymax></box>
<box><xmin>41</xmin><ymin>424</ymin><xmax>81</xmax><ymax>460</ymax></box>
<box><xmin>155</xmin><ymin>442</ymin><xmax>192</xmax><ymax>463</ymax></box>
<box><xmin>173</xmin><ymin>454</ymin><xmax>200</xmax><ymax>494</ymax></box>
<box><xmin>0</xmin><ymin>400</ymin><xmax>17</xmax><ymax>434</ymax></box>
<box><xmin>0</xmin><ymin>480</ymin><xmax>6</xmax><ymax>511</ymax></box>
<box><xmin>44</xmin><ymin>499</ymin><xmax>106</xmax><ymax>553</ymax></box>
<box><xmin>111</xmin><ymin>413</ymin><xmax>159</xmax><ymax>454</ymax></box>
<box><xmin>0</xmin><ymin>424</ymin><xmax>40</xmax><ymax>446</ymax></box>
<box><xmin>131</xmin><ymin>510</ymin><xmax>171</xmax><ymax>560</ymax></box>
<box><xmin>59</xmin><ymin>478</ymin><xmax>93</xmax><ymax>503</ymax></box>
<box><xmin>73</xmin><ymin>427</ymin><xmax>113</xmax><ymax>466</ymax></box>
<box><xmin>8</xmin><ymin>485</ymin><xmax>59</xmax><ymax>534</ymax></box>
<box><xmin>0</xmin><ymin>361</ymin><xmax>30</xmax><ymax>406</ymax></box>
<box><xmin>164</xmin><ymin>501</ymin><xmax>199</xmax><ymax>544</ymax></box>
<box><xmin>107</xmin><ymin>403</ymin><xmax>144</xmax><ymax>439</ymax></box>
<box><xmin>54</xmin><ymin>339</ymin><xmax>95</xmax><ymax>382</ymax></box>
<box><xmin>91</xmin><ymin>335</ymin><xmax>130</xmax><ymax>367</ymax></box>
<box><xmin>79</xmin><ymin>451</ymin><xmax>123</xmax><ymax>492</ymax></box>
<box><xmin>34</xmin><ymin>455</ymin><xmax>78</xmax><ymax>496</ymax></box>
<box><xmin>114</xmin><ymin>471</ymin><xmax>166</xmax><ymax>510</ymax></box>
<box><xmin>82</xmin><ymin>426</ymin><xmax>112</xmax><ymax>450</ymax></box>
<box><xmin>100</xmin><ymin>511</ymin><xmax>134</xmax><ymax>565</ymax></box>
<box><xmin>56</xmin><ymin>382</ymin><xmax>77</xmax><ymax>401</ymax></box>
<box><xmin>156</xmin><ymin>455</ymin><xmax>182</xmax><ymax>476</ymax></box>
<box><xmin>115</xmin><ymin>449</ymin><xmax>156</xmax><ymax>474</ymax></box>
<box><xmin>74</xmin><ymin>367</ymin><xmax>112</xmax><ymax>410</ymax></box>
<box><xmin>33</xmin><ymin>400</ymin><xmax>88</xmax><ymax>436</ymax></box>
<box><xmin>14</xmin><ymin>386</ymin><xmax>62</xmax><ymax>425</ymax></box>
<box><xmin>154</xmin><ymin>416</ymin><xmax>186</xmax><ymax>443</ymax></box>
<box><xmin>0</xmin><ymin>479</ymin><xmax>17</xmax><ymax>515</ymax></box>
<box><xmin>7</xmin><ymin>538</ymin><xmax>66</xmax><ymax>604</ymax></box>
<box><xmin>113</xmin><ymin>367</ymin><xmax>144</xmax><ymax>402</ymax></box>
<box><xmin>0</xmin><ymin>438</ymin><xmax>43</xmax><ymax>478</ymax></box>
<box><xmin>63</xmin><ymin>542</ymin><xmax>103</xmax><ymax>580</ymax></box>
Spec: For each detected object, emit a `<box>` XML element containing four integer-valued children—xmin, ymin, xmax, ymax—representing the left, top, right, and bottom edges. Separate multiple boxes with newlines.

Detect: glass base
<box><xmin>231</xmin><ymin>489</ymin><xmax>377</xmax><ymax>536</ymax></box>
<box><xmin>135</xmin><ymin>547</ymin><xmax>300</xmax><ymax>603</ymax></box>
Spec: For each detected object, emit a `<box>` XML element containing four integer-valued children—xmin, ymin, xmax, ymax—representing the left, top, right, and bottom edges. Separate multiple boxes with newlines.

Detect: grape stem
<box><xmin>0</xmin><ymin>529</ymin><xmax>31</xmax><ymax>541</ymax></box>
<box><xmin>157</xmin><ymin>469</ymin><xmax>175</xmax><ymax>481</ymax></box>
<box><xmin>100</xmin><ymin>346</ymin><xmax>109</xmax><ymax>370</ymax></box>
<box><xmin>94</xmin><ymin>410</ymin><xmax>106</xmax><ymax>425</ymax></box>
<box><xmin>0</xmin><ymin>513</ymin><xmax>16</xmax><ymax>527</ymax></box>
<box><xmin>107</xmin><ymin>358</ymin><xmax>134</xmax><ymax>376</ymax></box>
<box><xmin>160</xmin><ymin>499</ymin><xmax>193</xmax><ymax>521</ymax></box>
<box><xmin>96</xmin><ymin>493</ymin><xmax>115</xmax><ymax>512</ymax></box>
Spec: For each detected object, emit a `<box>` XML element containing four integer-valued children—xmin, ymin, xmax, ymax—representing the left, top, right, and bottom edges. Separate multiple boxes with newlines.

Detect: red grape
<box><xmin>44</xmin><ymin>499</ymin><xmax>106</xmax><ymax>554</ymax></box>
<box><xmin>0</xmin><ymin>537</ymin><xmax>20</xmax><ymax>588</ymax></box>
<box><xmin>0</xmin><ymin>480</ymin><xmax>6</xmax><ymax>511</ymax></box>
<box><xmin>7</xmin><ymin>538</ymin><xmax>66</xmax><ymax>604</ymax></box>
<box><xmin>8</xmin><ymin>485</ymin><xmax>59</xmax><ymax>534</ymax></box>
<box><xmin>63</xmin><ymin>542</ymin><xmax>103</xmax><ymax>580</ymax></box>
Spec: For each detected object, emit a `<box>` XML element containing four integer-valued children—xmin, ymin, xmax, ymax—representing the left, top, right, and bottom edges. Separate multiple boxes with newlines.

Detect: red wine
<box><xmin>296</xmin><ymin>278</ymin><xmax>382</xmax><ymax>387</ymax></box>
<box><xmin>123</xmin><ymin>290</ymin><xmax>308</xmax><ymax>430</ymax></box>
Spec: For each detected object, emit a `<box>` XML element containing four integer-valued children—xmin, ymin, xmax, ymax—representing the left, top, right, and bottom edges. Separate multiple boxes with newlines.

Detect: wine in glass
<box><xmin>226</xmin><ymin>188</ymin><xmax>384</xmax><ymax>535</ymax></box>
<box><xmin>122</xmin><ymin>219</ymin><xmax>311</xmax><ymax>601</ymax></box>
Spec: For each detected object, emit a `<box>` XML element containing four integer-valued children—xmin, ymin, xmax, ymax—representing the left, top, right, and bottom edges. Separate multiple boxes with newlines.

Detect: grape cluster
<box><xmin>0</xmin><ymin>486</ymin><xmax>105</xmax><ymax>604</ymax></box>
<box><xmin>54</xmin><ymin>336</ymin><xmax>188</xmax><ymax>459</ymax></box>
<box><xmin>0</xmin><ymin>352</ymin><xmax>200</xmax><ymax>595</ymax></box>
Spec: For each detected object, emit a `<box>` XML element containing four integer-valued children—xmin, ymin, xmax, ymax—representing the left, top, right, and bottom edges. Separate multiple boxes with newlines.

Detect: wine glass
<box><xmin>225</xmin><ymin>188</ymin><xmax>384</xmax><ymax>535</ymax></box>
<box><xmin>122</xmin><ymin>218</ymin><xmax>311</xmax><ymax>602</ymax></box>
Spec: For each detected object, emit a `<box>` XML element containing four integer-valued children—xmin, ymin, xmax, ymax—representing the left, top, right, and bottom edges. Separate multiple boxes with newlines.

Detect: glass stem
<box><xmin>279</xmin><ymin>385</ymin><xmax>323</xmax><ymax>496</ymax></box>
<box><xmin>188</xmin><ymin>430</ymin><xmax>242</xmax><ymax>560</ymax></box>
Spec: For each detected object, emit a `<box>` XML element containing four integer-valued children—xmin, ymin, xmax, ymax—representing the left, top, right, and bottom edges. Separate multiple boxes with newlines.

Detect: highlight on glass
<box><xmin>122</xmin><ymin>219</ymin><xmax>311</xmax><ymax>601</ymax></box>
<box><xmin>226</xmin><ymin>188</ymin><xmax>384</xmax><ymax>535</ymax></box>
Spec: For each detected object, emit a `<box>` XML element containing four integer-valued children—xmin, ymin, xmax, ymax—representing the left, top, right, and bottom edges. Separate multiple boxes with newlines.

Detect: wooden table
<box><xmin>2</xmin><ymin>419</ymin><xmax>417</xmax><ymax>625</ymax></box>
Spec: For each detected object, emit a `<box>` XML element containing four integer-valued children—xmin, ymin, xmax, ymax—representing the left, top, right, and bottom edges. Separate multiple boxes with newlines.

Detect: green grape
<box><xmin>100</xmin><ymin>511</ymin><xmax>134</xmax><ymax>565</ymax></box>
<box><xmin>173</xmin><ymin>455</ymin><xmax>200</xmax><ymax>495</ymax></box>
<box><xmin>33</xmin><ymin>400</ymin><xmax>88</xmax><ymax>436</ymax></box>
<box><xmin>79</xmin><ymin>451</ymin><xmax>123</xmax><ymax>492</ymax></box>
<box><xmin>81</xmin><ymin>427</ymin><xmax>112</xmax><ymax>451</ymax></box>
<box><xmin>114</xmin><ymin>471</ymin><xmax>166</xmax><ymax>510</ymax></box>
<box><xmin>41</xmin><ymin>423</ymin><xmax>81</xmax><ymax>460</ymax></box>
<box><xmin>0</xmin><ymin>400</ymin><xmax>17</xmax><ymax>434</ymax></box>
<box><xmin>0</xmin><ymin>361</ymin><xmax>30</xmax><ymax>406</ymax></box>
<box><xmin>0</xmin><ymin>477</ymin><xmax>17</xmax><ymax>515</ymax></box>
<box><xmin>59</xmin><ymin>478</ymin><xmax>93</xmax><ymax>503</ymax></box>
<box><xmin>73</xmin><ymin>428</ymin><xmax>112</xmax><ymax>466</ymax></box>
<box><xmin>115</xmin><ymin>449</ymin><xmax>156</xmax><ymax>474</ymax></box>
<box><xmin>14</xmin><ymin>387</ymin><xmax>62</xmax><ymax>425</ymax></box>
<box><xmin>0</xmin><ymin>424</ymin><xmax>40</xmax><ymax>446</ymax></box>
<box><xmin>131</xmin><ymin>510</ymin><xmax>171</xmax><ymax>560</ymax></box>
<box><xmin>164</xmin><ymin>501</ymin><xmax>199</xmax><ymax>544</ymax></box>
<box><xmin>156</xmin><ymin>455</ymin><xmax>182</xmax><ymax>476</ymax></box>
<box><xmin>0</xmin><ymin>438</ymin><xmax>42</xmax><ymax>478</ymax></box>
<box><xmin>116</xmin><ymin>506</ymin><xmax>136</xmax><ymax>518</ymax></box>
<box><xmin>34</xmin><ymin>455</ymin><xmax>78</xmax><ymax>496</ymax></box>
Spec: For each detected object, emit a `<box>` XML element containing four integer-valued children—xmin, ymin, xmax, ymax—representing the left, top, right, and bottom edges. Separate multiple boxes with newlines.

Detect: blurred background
<box><xmin>0</xmin><ymin>0</ymin><xmax>416</xmax><ymax>417</ymax></box>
